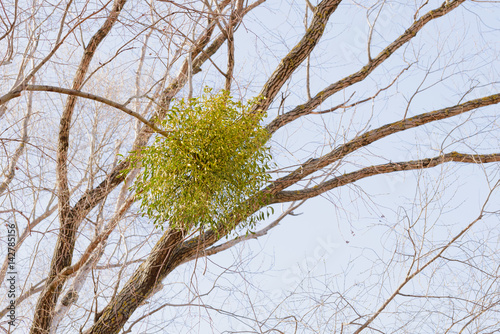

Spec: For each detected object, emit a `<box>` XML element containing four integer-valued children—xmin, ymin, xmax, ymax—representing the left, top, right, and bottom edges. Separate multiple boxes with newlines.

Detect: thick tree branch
<box><xmin>36</xmin><ymin>6</ymin><xmax>252</xmax><ymax>317</ymax></box>
<box><xmin>31</xmin><ymin>1</ymin><xmax>128</xmax><ymax>332</ymax></box>
<box><xmin>86</xmin><ymin>91</ymin><xmax>500</xmax><ymax>333</ymax></box>
<box><xmin>33</xmin><ymin>196</ymin><xmax>135</xmax><ymax>314</ymax></box>
<box><xmin>272</xmin><ymin>152</ymin><xmax>500</xmax><ymax>203</ymax></box>
<box><xmin>80</xmin><ymin>3</ymin><xmax>267</xmax><ymax>332</ymax></box>
<box><xmin>0</xmin><ymin>84</ymin><xmax>32</xmax><ymax>195</ymax></box>
<box><xmin>266</xmin><ymin>0</ymin><xmax>466</xmax><ymax>133</ymax></box>
<box><xmin>186</xmin><ymin>201</ymin><xmax>306</xmax><ymax>261</ymax></box>
<box><xmin>0</xmin><ymin>0</ymin><xmax>107</xmax><ymax>107</ymax></box>
<box><xmin>166</xmin><ymin>150</ymin><xmax>500</xmax><ymax>271</ymax></box>
<box><xmin>84</xmin><ymin>229</ymin><xmax>186</xmax><ymax>334</ymax></box>
<box><xmin>352</xmin><ymin>182</ymin><xmax>498</xmax><ymax>334</ymax></box>
<box><xmin>24</xmin><ymin>85</ymin><xmax>171</xmax><ymax>137</ymax></box>
<box><xmin>2</xmin><ymin>0</ymin><xmax>498</xmax><ymax>332</ymax></box>
<box><xmin>266</xmin><ymin>93</ymin><xmax>500</xmax><ymax>194</ymax></box>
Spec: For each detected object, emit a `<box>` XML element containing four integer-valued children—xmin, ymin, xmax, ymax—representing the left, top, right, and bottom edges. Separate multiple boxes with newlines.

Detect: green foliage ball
<box><xmin>130</xmin><ymin>89</ymin><xmax>272</xmax><ymax>231</ymax></box>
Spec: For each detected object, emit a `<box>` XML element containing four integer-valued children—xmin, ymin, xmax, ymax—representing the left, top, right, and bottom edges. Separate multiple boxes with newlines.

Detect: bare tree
<box><xmin>1</xmin><ymin>0</ymin><xmax>499</xmax><ymax>333</ymax></box>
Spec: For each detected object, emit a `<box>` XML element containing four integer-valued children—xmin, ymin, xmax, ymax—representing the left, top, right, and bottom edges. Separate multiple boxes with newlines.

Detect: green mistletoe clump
<box><xmin>130</xmin><ymin>89</ymin><xmax>272</xmax><ymax>231</ymax></box>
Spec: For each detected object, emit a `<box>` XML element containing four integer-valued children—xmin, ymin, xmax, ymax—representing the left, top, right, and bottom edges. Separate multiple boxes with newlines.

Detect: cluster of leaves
<box><xmin>130</xmin><ymin>89</ymin><xmax>272</xmax><ymax>231</ymax></box>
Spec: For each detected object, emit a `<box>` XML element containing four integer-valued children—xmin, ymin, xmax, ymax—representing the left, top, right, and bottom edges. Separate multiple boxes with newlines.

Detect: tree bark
<box><xmin>85</xmin><ymin>229</ymin><xmax>186</xmax><ymax>334</ymax></box>
<box><xmin>30</xmin><ymin>1</ymin><xmax>128</xmax><ymax>332</ymax></box>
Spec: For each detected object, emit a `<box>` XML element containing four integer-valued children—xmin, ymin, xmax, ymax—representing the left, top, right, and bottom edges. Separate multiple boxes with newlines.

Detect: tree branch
<box><xmin>31</xmin><ymin>1</ymin><xmax>128</xmax><ymax>332</ymax></box>
<box><xmin>272</xmin><ymin>152</ymin><xmax>500</xmax><ymax>203</ymax></box>
<box><xmin>266</xmin><ymin>0</ymin><xmax>466</xmax><ymax>133</ymax></box>
<box><xmin>253</xmin><ymin>0</ymin><xmax>343</xmax><ymax>113</ymax></box>
<box><xmin>352</xmin><ymin>180</ymin><xmax>499</xmax><ymax>333</ymax></box>
<box><xmin>184</xmin><ymin>201</ymin><xmax>306</xmax><ymax>261</ymax></box>
<box><xmin>266</xmin><ymin>92</ymin><xmax>500</xmax><ymax>194</ymax></box>
<box><xmin>24</xmin><ymin>85</ymin><xmax>171</xmax><ymax>137</ymax></box>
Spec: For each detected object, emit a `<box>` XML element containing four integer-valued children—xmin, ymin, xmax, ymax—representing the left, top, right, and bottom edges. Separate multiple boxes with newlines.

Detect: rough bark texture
<box><xmin>30</xmin><ymin>1</ymin><xmax>128</xmax><ymax>332</ymax></box>
<box><xmin>266</xmin><ymin>0</ymin><xmax>466</xmax><ymax>134</ymax></box>
<box><xmin>253</xmin><ymin>0</ymin><xmax>343</xmax><ymax>113</ymax></box>
<box><xmin>266</xmin><ymin>93</ymin><xmax>500</xmax><ymax>195</ymax></box>
<box><xmin>5</xmin><ymin>0</ymin><xmax>496</xmax><ymax>333</ymax></box>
